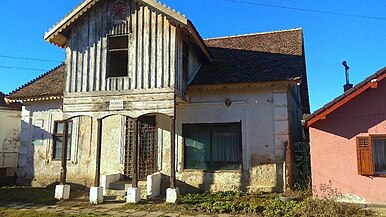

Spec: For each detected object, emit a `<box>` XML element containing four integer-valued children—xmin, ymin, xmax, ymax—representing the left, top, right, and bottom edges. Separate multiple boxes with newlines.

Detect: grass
<box><xmin>0</xmin><ymin>186</ymin><xmax>57</xmax><ymax>205</ymax></box>
<box><xmin>0</xmin><ymin>187</ymin><xmax>376</xmax><ymax>216</ymax></box>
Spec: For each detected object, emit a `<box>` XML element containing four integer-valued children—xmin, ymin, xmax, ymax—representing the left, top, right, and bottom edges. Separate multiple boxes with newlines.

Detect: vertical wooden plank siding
<box><xmin>64</xmin><ymin>2</ymin><xmax>180</xmax><ymax>94</ymax></box>
<box><xmin>137</xmin><ymin>6</ymin><xmax>143</xmax><ymax>89</ymax></box>
<box><xmin>82</xmin><ymin>15</ymin><xmax>90</xmax><ymax>92</ymax></box>
<box><xmin>88</xmin><ymin>9</ymin><xmax>96</xmax><ymax>92</ymax></box>
<box><xmin>65</xmin><ymin>43</ymin><xmax>72</xmax><ymax>93</ymax></box>
<box><xmin>94</xmin><ymin>4</ymin><xmax>102</xmax><ymax>92</ymax></box>
<box><xmin>100</xmin><ymin>1</ymin><xmax>108</xmax><ymax>91</ymax></box>
<box><xmin>129</xmin><ymin>7</ymin><xmax>137</xmax><ymax>89</ymax></box>
<box><xmin>156</xmin><ymin>14</ymin><xmax>163</xmax><ymax>88</ymax></box>
<box><xmin>163</xmin><ymin>17</ymin><xmax>169</xmax><ymax>88</ymax></box>
<box><xmin>169</xmin><ymin>24</ymin><xmax>176</xmax><ymax>88</ymax></box>
<box><xmin>143</xmin><ymin>6</ymin><xmax>150</xmax><ymax>89</ymax></box>
<box><xmin>150</xmin><ymin>11</ymin><xmax>157</xmax><ymax>88</ymax></box>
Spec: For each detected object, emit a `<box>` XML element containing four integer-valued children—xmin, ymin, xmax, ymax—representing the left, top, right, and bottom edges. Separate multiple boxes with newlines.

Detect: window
<box><xmin>183</xmin><ymin>122</ymin><xmax>241</xmax><ymax>170</ymax></box>
<box><xmin>107</xmin><ymin>35</ymin><xmax>128</xmax><ymax>77</ymax></box>
<box><xmin>53</xmin><ymin>121</ymin><xmax>73</xmax><ymax>160</ymax></box>
<box><xmin>356</xmin><ymin>136</ymin><xmax>386</xmax><ymax>175</ymax></box>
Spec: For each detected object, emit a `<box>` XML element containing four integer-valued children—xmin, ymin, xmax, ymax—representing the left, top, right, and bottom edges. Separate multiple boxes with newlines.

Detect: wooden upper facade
<box><xmin>44</xmin><ymin>0</ymin><xmax>210</xmax><ymax>117</ymax></box>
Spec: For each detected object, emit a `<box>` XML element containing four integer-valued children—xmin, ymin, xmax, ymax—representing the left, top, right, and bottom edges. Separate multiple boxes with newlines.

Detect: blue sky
<box><xmin>0</xmin><ymin>0</ymin><xmax>385</xmax><ymax>112</ymax></box>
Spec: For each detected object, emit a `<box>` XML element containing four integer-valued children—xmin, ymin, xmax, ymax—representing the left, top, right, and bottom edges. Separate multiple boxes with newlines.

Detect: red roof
<box><xmin>305</xmin><ymin>67</ymin><xmax>386</xmax><ymax>127</ymax></box>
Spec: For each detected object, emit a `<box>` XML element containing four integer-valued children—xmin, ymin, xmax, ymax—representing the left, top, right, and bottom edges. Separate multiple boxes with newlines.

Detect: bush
<box><xmin>298</xmin><ymin>198</ymin><xmax>372</xmax><ymax>217</ymax></box>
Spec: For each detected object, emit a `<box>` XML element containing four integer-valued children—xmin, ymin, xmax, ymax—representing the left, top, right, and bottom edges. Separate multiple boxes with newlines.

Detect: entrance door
<box><xmin>124</xmin><ymin>116</ymin><xmax>158</xmax><ymax>180</ymax></box>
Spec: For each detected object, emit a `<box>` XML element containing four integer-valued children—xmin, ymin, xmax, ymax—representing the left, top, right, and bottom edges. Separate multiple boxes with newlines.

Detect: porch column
<box><xmin>55</xmin><ymin>120</ymin><xmax>70</xmax><ymax>200</ymax></box>
<box><xmin>166</xmin><ymin>116</ymin><xmax>179</xmax><ymax>203</ymax></box>
<box><xmin>127</xmin><ymin>118</ymin><xmax>140</xmax><ymax>203</ymax></box>
<box><xmin>170</xmin><ymin>117</ymin><xmax>176</xmax><ymax>188</ymax></box>
<box><xmin>90</xmin><ymin>118</ymin><xmax>103</xmax><ymax>204</ymax></box>
<box><xmin>60</xmin><ymin>120</ymin><xmax>68</xmax><ymax>185</ymax></box>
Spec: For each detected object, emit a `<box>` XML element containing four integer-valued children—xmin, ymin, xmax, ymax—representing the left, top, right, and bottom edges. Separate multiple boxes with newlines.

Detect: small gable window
<box><xmin>107</xmin><ymin>35</ymin><xmax>129</xmax><ymax>77</ymax></box>
<box><xmin>356</xmin><ymin>136</ymin><xmax>386</xmax><ymax>176</ymax></box>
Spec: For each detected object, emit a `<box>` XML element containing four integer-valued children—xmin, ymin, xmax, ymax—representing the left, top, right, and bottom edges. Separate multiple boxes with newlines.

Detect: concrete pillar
<box><xmin>126</xmin><ymin>187</ymin><xmax>141</xmax><ymax>203</ymax></box>
<box><xmin>54</xmin><ymin>184</ymin><xmax>70</xmax><ymax>200</ymax></box>
<box><xmin>166</xmin><ymin>187</ymin><xmax>179</xmax><ymax>203</ymax></box>
<box><xmin>89</xmin><ymin>186</ymin><xmax>103</xmax><ymax>204</ymax></box>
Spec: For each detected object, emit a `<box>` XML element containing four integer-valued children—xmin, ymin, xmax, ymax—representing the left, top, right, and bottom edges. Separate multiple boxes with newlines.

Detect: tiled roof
<box><xmin>305</xmin><ymin>67</ymin><xmax>386</xmax><ymax>127</ymax></box>
<box><xmin>0</xmin><ymin>92</ymin><xmax>21</xmax><ymax>110</ymax></box>
<box><xmin>7</xmin><ymin>64</ymin><xmax>65</xmax><ymax>102</ymax></box>
<box><xmin>191</xmin><ymin>28</ymin><xmax>305</xmax><ymax>85</ymax></box>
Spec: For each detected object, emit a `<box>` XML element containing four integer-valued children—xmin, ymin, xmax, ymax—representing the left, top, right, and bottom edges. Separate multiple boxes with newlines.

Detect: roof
<box><xmin>191</xmin><ymin>28</ymin><xmax>305</xmax><ymax>85</ymax></box>
<box><xmin>7</xmin><ymin>64</ymin><xmax>65</xmax><ymax>102</ymax></box>
<box><xmin>305</xmin><ymin>67</ymin><xmax>386</xmax><ymax>127</ymax></box>
<box><xmin>44</xmin><ymin>0</ymin><xmax>211</xmax><ymax>60</ymax></box>
<box><xmin>0</xmin><ymin>92</ymin><xmax>21</xmax><ymax>110</ymax></box>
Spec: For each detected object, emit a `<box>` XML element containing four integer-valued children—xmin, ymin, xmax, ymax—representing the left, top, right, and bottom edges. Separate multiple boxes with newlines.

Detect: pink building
<box><xmin>306</xmin><ymin>67</ymin><xmax>386</xmax><ymax>204</ymax></box>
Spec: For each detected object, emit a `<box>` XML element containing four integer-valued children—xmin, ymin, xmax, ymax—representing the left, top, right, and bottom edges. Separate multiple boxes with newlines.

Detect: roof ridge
<box><xmin>7</xmin><ymin>63</ymin><xmax>65</xmax><ymax>96</ymax></box>
<box><xmin>204</xmin><ymin>28</ymin><xmax>303</xmax><ymax>41</ymax></box>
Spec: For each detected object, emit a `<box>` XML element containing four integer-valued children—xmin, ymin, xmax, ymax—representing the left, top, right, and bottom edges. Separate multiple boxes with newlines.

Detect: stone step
<box><xmin>105</xmin><ymin>189</ymin><xmax>127</xmax><ymax>197</ymax></box>
<box><xmin>109</xmin><ymin>181</ymin><xmax>132</xmax><ymax>190</ymax></box>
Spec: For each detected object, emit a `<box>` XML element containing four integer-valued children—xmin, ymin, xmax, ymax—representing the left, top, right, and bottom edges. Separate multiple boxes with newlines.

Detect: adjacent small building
<box><xmin>0</xmin><ymin>92</ymin><xmax>21</xmax><ymax>184</ymax></box>
<box><xmin>306</xmin><ymin>67</ymin><xmax>386</xmax><ymax>204</ymax></box>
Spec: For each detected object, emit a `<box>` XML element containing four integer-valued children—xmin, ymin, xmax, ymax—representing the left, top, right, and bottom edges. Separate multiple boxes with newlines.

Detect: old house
<box><xmin>0</xmin><ymin>92</ymin><xmax>21</xmax><ymax>185</ymax></box>
<box><xmin>7</xmin><ymin>0</ymin><xmax>309</xmax><ymax>203</ymax></box>
<box><xmin>306</xmin><ymin>67</ymin><xmax>386</xmax><ymax>204</ymax></box>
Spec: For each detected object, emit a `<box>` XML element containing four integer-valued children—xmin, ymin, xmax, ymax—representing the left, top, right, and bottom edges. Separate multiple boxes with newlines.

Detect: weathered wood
<box><xmin>150</xmin><ymin>10</ymin><xmax>157</xmax><ymax>88</ymax></box>
<box><xmin>143</xmin><ymin>6</ymin><xmax>150</xmax><ymax>89</ymax></box>
<box><xmin>132</xmin><ymin>119</ymin><xmax>138</xmax><ymax>188</ymax></box>
<box><xmin>170</xmin><ymin>116</ymin><xmax>176</xmax><ymax>189</ymax></box>
<box><xmin>89</xmin><ymin>8</ymin><xmax>96</xmax><ymax>92</ymax></box>
<box><xmin>65</xmin><ymin>44</ymin><xmax>72</xmax><ymax>93</ymax></box>
<box><xmin>129</xmin><ymin>7</ymin><xmax>137</xmax><ymax>89</ymax></box>
<box><xmin>163</xmin><ymin>17</ymin><xmax>169</xmax><ymax>88</ymax></box>
<box><xmin>100</xmin><ymin>1</ymin><xmax>108</xmax><ymax>91</ymax></box>
<box><xmin>94</xmin><ymin>118</ymin><xmax>102</xmax><ymax>187</ymax></box>
<box><xmin>137</xmin><ymin>6</ymin><xmax>143</xmax><ymax>89</ymax></box>
<box><xmin>60</xmin><ymin>121</ymin><xmax>68</xmax><ymax>185</ymax></box>
<box><xmin>156</xmin><ymin>13</ymin><xmax>163</xmax><ymax>88</ymax></box>
<box><xmin>170</xmin><ymin>24</ymin><xmax>176</xmax><ymax>88</ymax></box>
<box><xmin>62</xmin><ymin>0</ymin><xmax>196</xmax><ymax>102</ymax></box>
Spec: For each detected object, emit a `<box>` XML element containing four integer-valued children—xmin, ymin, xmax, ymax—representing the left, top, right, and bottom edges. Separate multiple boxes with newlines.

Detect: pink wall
<box><xmin>310</xmin><ymin>79</ymin><xmax>386</xmax><ymax>204</ymax></box>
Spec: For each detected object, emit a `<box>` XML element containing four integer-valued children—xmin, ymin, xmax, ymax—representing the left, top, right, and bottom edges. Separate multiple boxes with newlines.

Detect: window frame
<box><xmin>182</xmin><ymin>122</ymin><xmax>242</xmax><ymax>172</ymax></box>
<box><xmin>52</xmin><ymin>120</ymin><xmax>73</xmax><ymax>161</ymax></box>
<box><xmin>107</xmin><ymin>34</ymin><xmax>129</xmax><ymax>78</ymax></box>
<box><xmin>356</xmin><ymin>134</ymin><xmax>386</xmax><ymax>177</ymax></box>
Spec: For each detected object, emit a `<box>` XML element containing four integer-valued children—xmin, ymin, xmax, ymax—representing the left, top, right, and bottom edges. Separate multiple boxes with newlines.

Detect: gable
<box><xmin>44</xmin><ymin>0</ymin><xmax>210</xmax><ymax>60</ymax></box>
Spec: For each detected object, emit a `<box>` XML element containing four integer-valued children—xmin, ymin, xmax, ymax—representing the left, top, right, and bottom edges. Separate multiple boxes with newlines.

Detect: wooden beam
<box><xmin>60</xmin><ymin>121</ymin><xmax>68</xmax><ymax>185</ymax></box>
<box><xmin>132</xmin><ymin>119</ymin><xmax>139</xmax><ymax>188</ymax></box>
<box><xmin>94</xmin><ymin>118</ymin><xmax>103</xmax><ymax>187</ymax></box>
<box><xmin>170</xmin><ymin>116</ymin><xmax>176</xmax><ymax>189</ymax></box>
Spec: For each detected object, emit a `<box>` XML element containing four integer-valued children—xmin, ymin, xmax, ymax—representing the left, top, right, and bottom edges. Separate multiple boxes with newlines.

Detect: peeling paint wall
<box><xmin>17</xmin><ymin>100</ymin><xmax>96</xmax><ymax>187</ymax></box>
<box><xmin>0</xmin><ymin>108</ymin><xmax>21</xmax><ymax>177</ymax></box>
<box><xmin>158</xmin><ymin>84</ymin><xmax>294</xmax><ymax>193</ymax></box>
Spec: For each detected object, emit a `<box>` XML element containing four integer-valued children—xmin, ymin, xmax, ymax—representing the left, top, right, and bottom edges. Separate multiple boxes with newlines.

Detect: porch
<box><xmin>54</xmin><ymin>108</ymin><xmax>179</xmax><ymax>204</ymax></box>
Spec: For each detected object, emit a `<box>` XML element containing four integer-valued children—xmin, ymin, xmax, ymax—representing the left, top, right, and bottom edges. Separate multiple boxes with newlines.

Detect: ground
<box><xmin>0</xmin><ymin>186</ymin><xmax>384</xmax><ymax>216</ymax></box>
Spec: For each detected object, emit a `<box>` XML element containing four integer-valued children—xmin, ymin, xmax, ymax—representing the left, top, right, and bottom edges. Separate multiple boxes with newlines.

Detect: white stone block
<box><xmin>101</xmin><ymin>174</ymin><xmax>121</xmax><ymax>195</ymax></box>
<box><xmin>126</xmin><ymin>187</ymin><xmax>141</xmax><ymax>203</ymax></box>
<box><xmin>54</xmin><ymin>185</ymin><xmax>70</xmax><ymax>200</ymax></box>
<box><xmin>166</xmin><ymin>188</ymin><xmax>180</xmax><ymax>203</ymax></box>
<box><xmin>147</xmin><ymin>172</ymin><xmax>161</xmax><ymax>199</ymax></box>
<box><xmin>89</xmin><ymin>187</ymin><xmax>103</xmax><ymax>204</ymax></box>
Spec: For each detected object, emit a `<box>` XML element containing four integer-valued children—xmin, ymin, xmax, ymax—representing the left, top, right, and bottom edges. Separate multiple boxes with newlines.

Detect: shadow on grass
<box><xmin>0</xmin><ymin>186</ymin><xmax>57</xmax><ymax>205</ymax></box>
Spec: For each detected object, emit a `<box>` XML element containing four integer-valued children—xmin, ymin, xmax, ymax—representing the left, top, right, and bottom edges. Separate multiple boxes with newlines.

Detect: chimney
<box><xmin>342</xmin><ymin>61</ymin><xmax>353</xmax><ymax>92</ymax></box>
